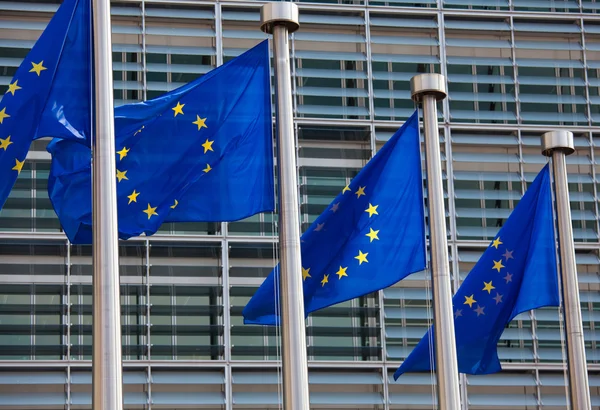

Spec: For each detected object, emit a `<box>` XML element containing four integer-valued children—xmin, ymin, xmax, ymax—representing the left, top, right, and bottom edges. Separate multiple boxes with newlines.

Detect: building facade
<box><xmin>0</xmin><ymin>0</ymin><xmax>599</xmax><ymax>408</ymax></box>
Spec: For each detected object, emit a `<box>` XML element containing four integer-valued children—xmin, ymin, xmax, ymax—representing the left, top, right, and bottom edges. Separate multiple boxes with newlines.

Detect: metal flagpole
<box><xmin>260</xmin><ymin>3</ymin><xmax>310</xmax><ymax>409</ymax></box>
<box><xmin>410</xmin><ymin>74</ymin><xmax>461</xmax><ymax>410</ymax></box>
<box><xmin>541</xmin><ymin>131</ymin><xmax>591</xmax><ymax>410</ymax></box>
<box><xmin>91</xmin><ymin>0</ymin><xmax>124</xmax><ymax>409</ymax></box>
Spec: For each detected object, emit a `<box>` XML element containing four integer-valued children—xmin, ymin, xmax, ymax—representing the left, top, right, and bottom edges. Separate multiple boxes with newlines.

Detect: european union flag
<box><xmin>394</xmin><ymin>164</ymin><xmax>559</xmax><ymax>378</ymax></box>
<box><xmin>0</xmin><ymin>0</ymin><xmax>91</xmax><ymax>211</ymax></box>
<box><xmin>46</xmin><ymin>41</ymin><xmax>274</xmax><ymax>244</ymax></box>
<box><xmin>243</xmin><ymin>111</ymin><xmax>426</xmax><ymax>325</ymax></box>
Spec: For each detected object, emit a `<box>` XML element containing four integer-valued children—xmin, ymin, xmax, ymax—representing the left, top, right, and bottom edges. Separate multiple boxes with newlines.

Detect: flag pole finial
<box><xmin>260</xmin><ymin>2</ymin><xmax>299</xmax><ymax>34</ymax></box>
<box><xmin>541</xmin><ymin>130</ymin><xmax>575</xmax><ymax>157</ymax></box>
<box><xmin>541</xmin><ymin>129</ymin><xmax>591</xmax><ymax>409</ymax></box>
<box><xmin>410</xmin><ymin>73</ymin><xmax>447</xmax><ymax>103</ymax></box>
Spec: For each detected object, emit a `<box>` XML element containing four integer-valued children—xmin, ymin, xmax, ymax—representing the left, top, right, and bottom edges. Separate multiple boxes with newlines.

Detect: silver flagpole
<box><xmin>91</xmin><ymin>0</ymin><xmax>124</xmax><ymax>409</ymax></box>
<box><xmin>541</xmin><ymin>131</ymin><xmax>591</xmax><ymax>410</ymax></box>
<box><xmin>260</xmin><ymin>3</ymin><xmax>310</xmax><ymax>409</ymax></box>
<box><xmin>411</xmin><ymin>74</ymin><xmax>461</xmax><ymax>410</ymax></box>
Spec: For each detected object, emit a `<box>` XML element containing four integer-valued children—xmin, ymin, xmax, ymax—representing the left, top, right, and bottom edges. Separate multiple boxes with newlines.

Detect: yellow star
<box><xmin>116</xmin><ymin>169</ymin><xmax>128</xmax><ymax>182</ymax></box>
<box><xmin>193</xmin><ymin>115</ymin><xmax>208</xmax><ymax>130</ymax></box>
<box><xmin>127</xmin><ymin>190</ymin><xmax>140</xmax><ymax>204</ymax></box>
<box><xmin>6</xmin><ymin>80</ymin><xmax>21</xmax><ymax>96</ymax></box>
<box><xmin>29</xmin><ymin>61</ymin><xmax>47</xmax><ymax>76</ymax></box>
<box><xmin>365</xmin><ymin>203</ymin><xmax>379</xmax><ymax>217</ymax></box>
<box><xmin>464</xmin><ymin>294</ymin><xmax>476</xmax><ymax>308</ymax></box>
<box><xmin>202</xmin><ymin>138</ymin><xmax>214</xmax><ymax>154</ymax></box>
<box><xmin>355</xmin><ymin>186</ymin><xmax>366</xmax><ymax>198</ymax></box>
<box><xmin>365</xmin><ymin>227</ymin><xmax>379</xmax><ymax>242</ymax></box>
<box><xmin>143</xmin><ymin>203</ymin><xmax>158</xmax><ymax>219</ymax></box>
<box><xmin>12</xmin><ymin>158</ymin><xmax>24</xmax><ymax>174</ymax></box>
<box><xmin>335</xmin><ymin>266</ymin><xmax>348</xmax><ymax>279</ymax></box>
<box><xmin>172</xmin><ymin>102</ymin><xmax>185</xmax><ymax>117</ymax></box>
<box><xmin>117</xmin><ymin>147</ymin><xmax>129</xmax><ymax>160</ymax></box>
<box><xmin>203</xmin><ymin>164</ymin><xmax>212</xmax><ymax>173</ymax></box>
<box><xmin>491</xmin><ymin>237</ymin><xmax>503</xmax><ymax>249</ymax></box>
<box><xmin>0</xmin><ymin>107</ymin><xmax>10</xmax><ymax>124</ymax></box>
<box><xmin>170</xmin><ymin>199</ymin><xmax>179</xmax><ymax>209</ymax></box>
<box><xmin>492</xmin><ymin>260</ymin><xmax>505</xmax><ymax>273</ymax></box>
<box><xmin>354</xmin><ymin>250</ymin><xmax>368</xmax><ymax>265</ymax></box>
<box><xmin>342</xmin><ymin>185</ymin><xmax>351</xmax><ymax>194</ymax></box>
<box><xmin>0</xmin><ymin>136</ymin><xmax>12</xmax><ymax>151</ymax></box>
<box><xmin>483</xmin><ymin>281</ymin><xmax>495</xmax><ymax>294</ymax></box>
<box><xmin>302</xmin><ymin>267</ymin><xmax>311</xmax><ymax>281</ymax></box>
<box><xmin>321</xmin><ymin>274</ymin><xmax>329</xmax><ymax>287</ymax></box>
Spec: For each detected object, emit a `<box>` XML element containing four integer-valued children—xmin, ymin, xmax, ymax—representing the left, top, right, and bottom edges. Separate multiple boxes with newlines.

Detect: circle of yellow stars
<box><xmin>1</xmin><ymin>61</ymin><xmax>48</xmax><ymax>177</ymax></box>
<box><xmin>458</xmin><ymin>236</ymin><xmax>514</xmax><ymax>319</ymax></box>
<box><xmin>114</xmin><ymin>100</ymin><xmax>213</xmax><ymax>220</ymax></box>
<box><xmin>302</xmin><ymin>183</ymin><xmax>381</xmax><ymax>289</ymax></box>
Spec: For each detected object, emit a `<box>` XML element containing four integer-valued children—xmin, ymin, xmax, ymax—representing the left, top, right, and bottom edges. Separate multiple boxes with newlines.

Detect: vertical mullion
<box><xmin>222</xmin><ymin>238</ymin><xmax>233</xmax><ymax>410</ymax></box>
<box><xmin>364</xmin><ymin>9</ymin><xmax>375</xmax><ymax>123</ymax></box>
<box><xmin>535</xmin><ymin>367</ymin><xmax>543</xmax><ymax>410</ymax></box>
<box><xmin>556</xmin><ymin>66</ymin><xmax>565</xmax><ymax>118</ymax></box>
<box><xmin>215</xmin><ymin>3</ymin><xmax>223</xmax><ymax>68</ymax></box>
<box><xmin>509</xmin><ymin>16</ymin><xmax>521</xmax><ymax>125</ymax></box>
<box><xmin>170</xmin><ymin>245</ymin><xmax>176</xmax><ymax>359</ymax></box>
<box><xmin>31</xmin><ymin>164</ymin><xmax>36</xmax><ymax>232</ymax></box>
<box><xmin>66</xmin><ymin>242</ymin><xmax>72</xmax><ymax>362</ymax></box>
<box><xmin>66</xmin><ymin>363</ymin><xmax>71</xmax><ymax>410</ymax></box>
<box><xmin>291</xmin><ymin>13</ymin><xmax>298</xmax><ymax>118</ymax></box>
<box><xmin>438</xmin><ymin>11</ymin><xmax>449</xmax><ymax>124</ymax></box>
<box><xmin>31</xmin><ymin>282</ymin><xmax>35</xmax><ymax>359</ymax></box>
<box><xmin>77</xmin><ymin>273</ymin><xmax>82</xmax><ymax>360</ymax></box>
<box><xmin>145</xmin><ymin>240</ymin><xmax>152</xmax><ymax>409</ymax></box>
<box><xmin>145</xmin><ymin>239</ymin><xmax>151</xmax><ymax>360</ymax></box>
<box><xmin>66</xmin><ymin>241</ymin><xmax>72</xmax><ymax>410</ymax></box>
<box><xmin>147</xmin><ymin>364</ymin><xmax>152</xmax><ymax>410</ymax></box>
<box><xmin>224</xmin><ymin>362</ymin><xmax>233</xmax><ymax>410</ymax></box>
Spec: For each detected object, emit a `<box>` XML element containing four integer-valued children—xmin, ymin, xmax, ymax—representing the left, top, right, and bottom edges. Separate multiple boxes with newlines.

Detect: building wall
<box><xmin>0</xmin><ymin>0</ymin><xmax>599</xmax><ymax>408</ymax></box>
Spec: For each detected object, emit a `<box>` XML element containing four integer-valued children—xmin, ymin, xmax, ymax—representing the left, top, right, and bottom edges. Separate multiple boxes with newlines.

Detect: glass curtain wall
<box><xmin>0</xmin><ymin>0</ymin><xmax>599</xmax><ymax>408</ymax></box>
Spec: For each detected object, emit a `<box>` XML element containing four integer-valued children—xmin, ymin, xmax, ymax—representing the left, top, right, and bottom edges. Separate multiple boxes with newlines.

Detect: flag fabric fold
<box><xmin>47</xmin><ymin>40</ymin><xmax>274</xmax><ymax>244</ymax></box>
<box><xmin>0</xmin><ymin>0</ymin><xmax>91</xmax><ymax>211</ymax></box>
<box><xmin>243</xmin><ymin>111</ymin><xmax>426</xmax><ymax>325</ymax></box>
<box><xmin>394</xmin><ymin>164</ymin><xmax>559</xmax><ymax>379</ymax></box>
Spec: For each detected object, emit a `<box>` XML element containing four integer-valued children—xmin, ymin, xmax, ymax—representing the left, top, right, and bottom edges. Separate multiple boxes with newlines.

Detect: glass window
<box><xmin>466</xmin><ymin>371</ymin><xmax>539</xmax><ymax>409</ymax></box>
<box><xmin>294</xmin><ymin>10</ymin><xmax>368</xmax><ymax>120</ymax></box>
<box><xmin>148</xmin><ymin>242</ymin><xmax>222</xmax><ymax>360</ymax></box>
<box><xmin>445</xmin><ymin>17</ymin><xmax>516</xmax><ymax>124</ymax></box>
<box><xmin>450</xmin><ymin>129</ymin><xmax>522</xmax><ymax>240</ymax></box>
<box><xmin>144</xmin><ymin>3</ymin><xmax>216</xmax><ymax>102</ymax></box>
<box><xmin>370</xmin><ymin>13</ymin><xmax>440</xmax><ymax>121</ymax></box>
<box><xmin>514</xmin><ymin>21</ymin><xmax>587</xmax><ymax>125</ymax></box>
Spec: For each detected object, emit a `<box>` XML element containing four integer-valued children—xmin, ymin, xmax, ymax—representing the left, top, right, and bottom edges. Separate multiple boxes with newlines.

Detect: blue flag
<box><xmin>394</xmin><ymin>164</ymin><xmax>559</xmax><ymax>378</ymax></box>
<box><xmin>47</xmin><ymin>41</ymin><xmax>273</xmax><ymax>244</ymax></box>
<box><xmin>0</xmin><ymin>0</ymin><xmax>91</xmax><ymax>211</ymax></box>
<box><xmin>243</xmin><ymin>111</ymin><xmax>426</xmax><ymax>325</ymax></box>
<box><xmin>46</xmin><ymin>41</ymin><xmax>274</xmax><ymax>244</ymax></box>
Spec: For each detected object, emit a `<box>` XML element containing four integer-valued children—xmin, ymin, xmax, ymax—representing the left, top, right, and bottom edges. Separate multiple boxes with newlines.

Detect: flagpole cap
<box><xmin>260</xmin><ymin>2</ymin><xmax>299</xmax><ymax>34</ymax></box>
<box><xmin>541</xmin><ymin>131</ymin><xmax>575</xmax><ymax>157</ymax></box>
<box><xmin>410</xmin><ymin>74</ymin><xmax>447</xmax><ymax>103</ymax></box>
